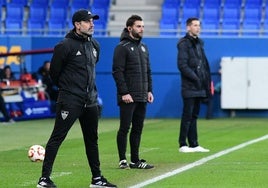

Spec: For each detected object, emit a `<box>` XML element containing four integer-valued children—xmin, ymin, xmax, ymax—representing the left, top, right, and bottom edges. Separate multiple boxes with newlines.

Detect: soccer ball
<box><xmin>28</xmin><ymin>145</ymin><xmax>45</xmax><ymax>162</ymax></box>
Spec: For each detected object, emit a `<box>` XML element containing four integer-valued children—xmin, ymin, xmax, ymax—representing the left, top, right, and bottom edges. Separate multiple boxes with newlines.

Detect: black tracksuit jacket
<box><xmin>112</xmin><ymin>28</ymin><xmax>153</xmax><ymax>104</ymax></box>
<box><xmin>50</xmin><ymin>29</ymin><xmax>100</xmax><ymax>107</ymax></box>
<box><xmin>177</xmin><ymin>33</ymin><xmax>211</xmax><ymax>99</ymax></box>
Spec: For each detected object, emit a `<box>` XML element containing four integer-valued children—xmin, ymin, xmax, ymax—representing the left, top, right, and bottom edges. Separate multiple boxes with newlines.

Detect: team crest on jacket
<box><xmin>61</xmin><ymin>110</ymin><xmax>69</xmax><ymax>120</ymax></box>
<box><xmin>141</xmin><ymin>46</ymin><xmax>146</xmax><ymax>52</ymax></box>
<box><xmin>93</xmin><ymin>48</ymin><xmax>97</xmax><ymax>58</ymax></box>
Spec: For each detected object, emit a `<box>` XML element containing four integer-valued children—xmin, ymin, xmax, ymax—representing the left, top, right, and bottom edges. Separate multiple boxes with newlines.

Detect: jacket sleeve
<box><xmin>146</xmin><ymin>45</ymin><xmax>153</xmax><ymax>93</ymax></box>
<box><xmin>50</xmin><ymin>41</ymin><xmax>68</xmax><ymax>87</ymax></box>
<box><xmin>177</xmin><ymin>39</ymin><xmax>199</xmax><ymax>82</ymax></box>
<box><xmin>112</xmin><ymin>44</ymin><xmax>129</xmax><ymax>95</ymax></box>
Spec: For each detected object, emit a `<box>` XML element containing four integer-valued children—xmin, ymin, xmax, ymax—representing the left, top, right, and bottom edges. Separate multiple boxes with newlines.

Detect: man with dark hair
<box><xmin>36</xmin><ymin>9</ymin><xmax>116</xmax><ymax>188</ymax></box>
<box><xmin>112</xmin><ymin>15</ymin><xmax>154</xmax><ymax>169</ymax></box>
<box><xmin>177</xmin><ymin>17</ymin><xmax>212</xmax><ymax>153</ymax></box>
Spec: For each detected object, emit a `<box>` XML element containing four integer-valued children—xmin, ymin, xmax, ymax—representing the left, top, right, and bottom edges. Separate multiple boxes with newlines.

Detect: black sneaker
<box><xmin>37</xmin><ymin>177</ymin><xmax>57</xmax><ymax>188</ymax></box>
<box><xmin>119</xmin><ymin>159</ymin><xmax>129</xmax><ymax>169</ymax></box>
<box><xmin>129</xmin><ymin>159</ymin><xmax>154</xmax><ymax>169</ymax></box>
<box><xmin>90</xmin><ymin>176</ymin><xmax>117</xmax><ymax>188</ymax></box>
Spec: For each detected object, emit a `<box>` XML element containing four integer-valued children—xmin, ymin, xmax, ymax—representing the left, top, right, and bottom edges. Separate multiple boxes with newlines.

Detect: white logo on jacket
<box><xmin>141</xmin><ymin>46</ymin><xmax>146</xmax><ymax>52</ymax></box>
<box><xmin>76</xmin><ymin>51</ymin><xmax>82</xmax><ymax>56</ymax></box>
<box><xmin>93</xmin><ymin>48</ymin><xmax>97</xmax><ymax>58</ymax></box>
<box><xmin>61</xmin><ymin>110</ymin><xmax>69</xmax><ymax>120</ymax></box>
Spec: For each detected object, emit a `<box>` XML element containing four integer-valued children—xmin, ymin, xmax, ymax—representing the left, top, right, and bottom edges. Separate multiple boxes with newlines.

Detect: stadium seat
<box><xmin>243</xmin><ymin>7</ymin><xmax>262</xmax><ymax>23</ymax></box>
<box><xmin>244</xmin><ymin>0</ymin><xmax>262</xmax><ymax>8</ymax></box>
<box><xmin>27</xmin><ymin>20</ymin><xmax>46</xmax><ymax>35</ymax></box>
<box><xmin>159</xmin><ymin>20</ymin><xmax>178</xmax><ymax>36</ymax></box>
<box><xmin>241</xmin><ymin>21</ymin><xmax>261</xmax><ymax>36</ymax></box>
<box><xmin>183</xmin><ymin>0</ymin><xmax>201</xmax><ymax>8</ymax></box>
<box><xmin>71</xmin><ymin>0</ymin><xmax>90</xmax><ymax>9</ymax></box>
<box><xmin>203</xmin><ymin>0</ymin><xmax>222</xmax><ymax>8</ymax></box>
<box><xmin>221</xmin><ymin>21</ymin><xmax>240</xmax><ymax>36</ymax></box>
<box><xmin>92</xmin><ymin>0</ymin><xmax>110</xmax><ymax>8</ymax></box>
<box><xmin>47</xmin><ymin>20</ymin><xmax>66</xmax><ymax>35</ymax></box>
<box><xmin>9</xmin><ymin>0</ymin><xmax>28</xmax><ymax>6</ymax></box>
<box><xmin>162</xmin><ymin>0</ymin><xmax>181</xmax><ymax>7</ymax></box>
<box><xmin>161</xmin><ymin>5</ymin><xmax>179</xmax><ymax>23</ymax></box>
<box><xmin>49</xmin><ymin>6</ymin><xmax>68</xmax><ymax>22</ymax></box>
<box><xmin>28</xmin><ymin>6</ymin><xmax>48</xmax><ymax>22</ymax></box>
<box><xmin>30</xmin><ymin>0</ymin><xmax>49</xmax><ymax>7</ymax></box>
<box><xmin>201</xmin><ymin>20</ymin><xmax>220</xmax><ymax>36</ymax></box>
<box><xmin>0</xmin><ymin>0</ymin><xmax>7</xmax><ymax>6</ymax></box>
<box><xmin>50</xmin><ymin>0</ymin><xmax>70</xmax><ymax>8</ymax></box>
<box><xmin>202</xmin><ymin>7</ymin><xmax>221</xmax><ymax>22</ymax></box>
<box><xmin>180</xmin><ymin>6</ymin><xmax>200</xmax><ymax>24</ymax></box>
<box><xmin>222</xmin><ymin>7</ymin><xmax>241</xmax><ymax>23</ymax></box>
<box><xmin>5</xmin><ymin>19</ymin><xmax>23</xmax><ymax>35</ymax></box>
<box><xmin>224</xmin><ymin>0</ymin><xmax>242</xmax><ymax>8</ymax></box>
<box><xmin>94</xmin><ymin>21</ymin><xmax>107</xmax><ymax>36</ymax></box>
<box><xmin>91</xmin><ymin>6</ymin><xmax>109</xmax><ymax>23</ymax></box>
<box><xmin>6</xmin><ymin>4</ymin><xmax>24</xmax><ymax>21</ymax></box>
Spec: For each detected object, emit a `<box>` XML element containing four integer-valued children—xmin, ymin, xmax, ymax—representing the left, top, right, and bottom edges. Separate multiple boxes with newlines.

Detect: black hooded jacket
<box><xmin>177</xmin><ymin>33</ymin><xmax>211</xmax><ymax>98</ymax></box>
<box><xmin>50</xmin><ymin>29</ymin><xmax>100</xmax><ymax>107</ymax></box>
<box><xmin>112</xmin><ymin>28</ymin><xmax>153</xmax><ymax>104</ymax></box>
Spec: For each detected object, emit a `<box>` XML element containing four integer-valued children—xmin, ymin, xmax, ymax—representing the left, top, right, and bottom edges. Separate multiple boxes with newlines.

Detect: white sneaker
<box><xmin>191</xmin><ymin>146</ymin><xmax>210</xmax><ymax>152</ymax></box>
<box><xmin>179</xmin><ymin>146</ymin><xmax>194</xmax><ymax>153</ymax></box>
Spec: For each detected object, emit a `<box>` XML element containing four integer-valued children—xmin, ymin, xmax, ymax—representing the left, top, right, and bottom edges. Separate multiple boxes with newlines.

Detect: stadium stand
<box><xmin>1</xmin><ymin>0</ymin><xmax>268</xmax><ymax>36</ymax></box>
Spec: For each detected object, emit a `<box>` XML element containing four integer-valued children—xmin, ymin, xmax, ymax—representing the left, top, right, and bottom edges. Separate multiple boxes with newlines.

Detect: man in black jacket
<box><xmin>37</xmin><ymin>9</ymin><xmax>116</xmax><ymax>188</ymax></box>
<box><xmin>112</xmin><ymin>15</ymin><xmax>154</xmax><ymax>169</ymax></box>
<box><xmin>177</xmin><ymin>17</ymin><xmax>211</xmax><ymax>153</ymax></box>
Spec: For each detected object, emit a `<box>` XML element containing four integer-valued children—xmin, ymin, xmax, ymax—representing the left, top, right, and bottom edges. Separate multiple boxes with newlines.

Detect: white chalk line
<box><xmin>129</xmin><ymin>134</ymin><xmax>268</xmax><ymax>188</ymax></box>
<box><xmin>21</xmin><ymin>171</ymin><xmax>72</xmax><ymax>187</ymax></box>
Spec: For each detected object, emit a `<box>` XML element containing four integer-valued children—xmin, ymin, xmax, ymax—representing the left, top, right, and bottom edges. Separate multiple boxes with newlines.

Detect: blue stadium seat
<box><xmin>241</xmin><ymin>21</ymin><xmax>261</xmax><ymax>36</ymax></box>
<box><xmin>222</xmin><ymin>7</ymin><xmax>241</xmax><ymax>23</ymax></box>
<box><xmin>202</xmin><ymin>7</ymin><xmax>220</xmax><ymax>22</ymax></box>
<box><xmin>0</xmin><ymin>0</ymin><xmax>7</xmax><ymax>6</ymax></box>
<box><xmin>91</xmin><ymin>6</ymin><xmax>109</xmax><ymax>23</ymax></box>
<box><xmin>94</xmin><ymin>21</ymin><xmax>107</xmax><ymax>36</ymax></box>
<box><xmin>49</xmin><ymin>6</ymin><xmax>68</xmax><ymax>22</ymax></box>
<box><xmin>162</xmin><ymin>0</ymin><xmax>181</xmax><ymax>7</ymax></box>
<box><xmin>47</xmin><ymin>20</ymin><xmax>66</xmax><ymax>35</ymax></box>
<box><xmin>6</xmin><ymin>4</ymin><xmax>24</xmax><ymax>21</ymax></box>
<box><xmin>161</xmin><ymin>5</ymin><xmax>179</xmax><ymax>23</ymax></box>
<box><xmin>224</xmin><ymin>0</ymin><xmax>242</xmax><ymax>8</ymax></box>
<box><xmin>243</xmin><ymin>7</ymin><xmax>262</xmax><ymax>23</ymax></box>
<box><xmin>201</xmin><ymin>20</ymin><xmax>220</xmax><ymax>36</ymax></box>
<box><xmin>28</xmin><ymin>6</ymin><xmax>47</xmax><ymax>22</ymax></box>
<box><xmin>27</xmin><ymin>20</ymin><xmax>46</xmax><ymax>35</ymax></box>
<box><xmin>31</xmin><ymin>0</ymin><xmax>49</xmax><ymax>7</ymax></box>
<box><xmin>71</xmin><ymin>0</ymin><xmax>90</xmax><ymax>9</ymax></box>
<box><xmin>50</xmin><ymin>0</ymin><xmax>70</xmax><ymax>7</ymax></box>
<box><xmin>5</xmin><ymin>19</ymin><xmax>23</xmax><ymax>35</ymax></box>
<box><xmin>92</xmin><ymin>0</ymin><xmax>110</xmax><ymax>8</ymax></box>
<box><xmin>9</xmin><ymin>0</ymin><xmax>28</xmax><ymax>6</ymax></box>
<box><xmin>203</xmin><ymin>0</ymin><xmax>222</xmax><ymax>8</ymax></box>
<box><xmin>159</xmin><ymin>20</ymin><xmax>178</xmax><ymax>36</ymax></box>
<box><xmin>221</xmin><ymin>20</ymin><xmax>240</xmax><ymax>36</ymax></box>
<box><xmin>183</xmin><ymin>0</ymin><xmax>201</xmax><ymax>8</ymax></box>
<box><xmin>244</xmin><ymin>0</ymin><xmax>262</xmax><ymax>8</ymax></box>
<box><xmin>180</xmin><ymin>6</ymin><xmax>200</xmax><ymax>24</ymax></box>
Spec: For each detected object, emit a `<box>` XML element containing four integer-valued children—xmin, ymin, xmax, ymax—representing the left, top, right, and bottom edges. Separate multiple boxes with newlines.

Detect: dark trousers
<box><xmin>0</xmin><ymin>95</ymin><xmax>11</xmax><ymax>121</ymax></box>
<box><xmin>42</xmin><ymin>103</ymin><xmax>101</xmax><ymax>178</ymax></box>
<box><xmin>117</xmin><ymin>102</ymin><xmax>146</xmax><ymax>163</ymax></box>
<box><xmin>179</xmin><ymin>97</ymin><xmax>200</xmax><ymax>147</ymax></box>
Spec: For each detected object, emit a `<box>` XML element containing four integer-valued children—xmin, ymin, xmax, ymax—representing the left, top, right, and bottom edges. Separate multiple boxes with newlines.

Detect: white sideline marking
<box><xmin>129</xmin><ymin>134</ymin><xmax>268</xmax><ymax>188</ymax></box>
<box><xmin>21</xmin><ymin>172</ymin><xmax>72</xmax><ymax>187</ymax></box>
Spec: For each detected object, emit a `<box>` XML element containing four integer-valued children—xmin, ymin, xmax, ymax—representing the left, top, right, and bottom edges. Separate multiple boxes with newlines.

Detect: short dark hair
<box><xmin>126</xmin><ymin>15</ymin><xmax>143</xmax><ymax>27</ymax></box>
<box><xmin>186</xmin><ymin>17</ymin><xmax>199</xmax><ymax>26</ymax></box>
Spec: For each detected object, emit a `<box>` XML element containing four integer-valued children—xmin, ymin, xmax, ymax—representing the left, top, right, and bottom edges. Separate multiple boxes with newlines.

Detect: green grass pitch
<box><xmin>1</xmin><ymin>118</ymin><xmax>268</xmax><ymax>187</ymax></box>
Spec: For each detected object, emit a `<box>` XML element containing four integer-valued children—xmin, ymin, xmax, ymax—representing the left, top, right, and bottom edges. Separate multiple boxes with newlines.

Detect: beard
<box><xmin>131</xmin><ymin>30</ymin><xmax>142</xmax><ymax>40</ymax></box>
